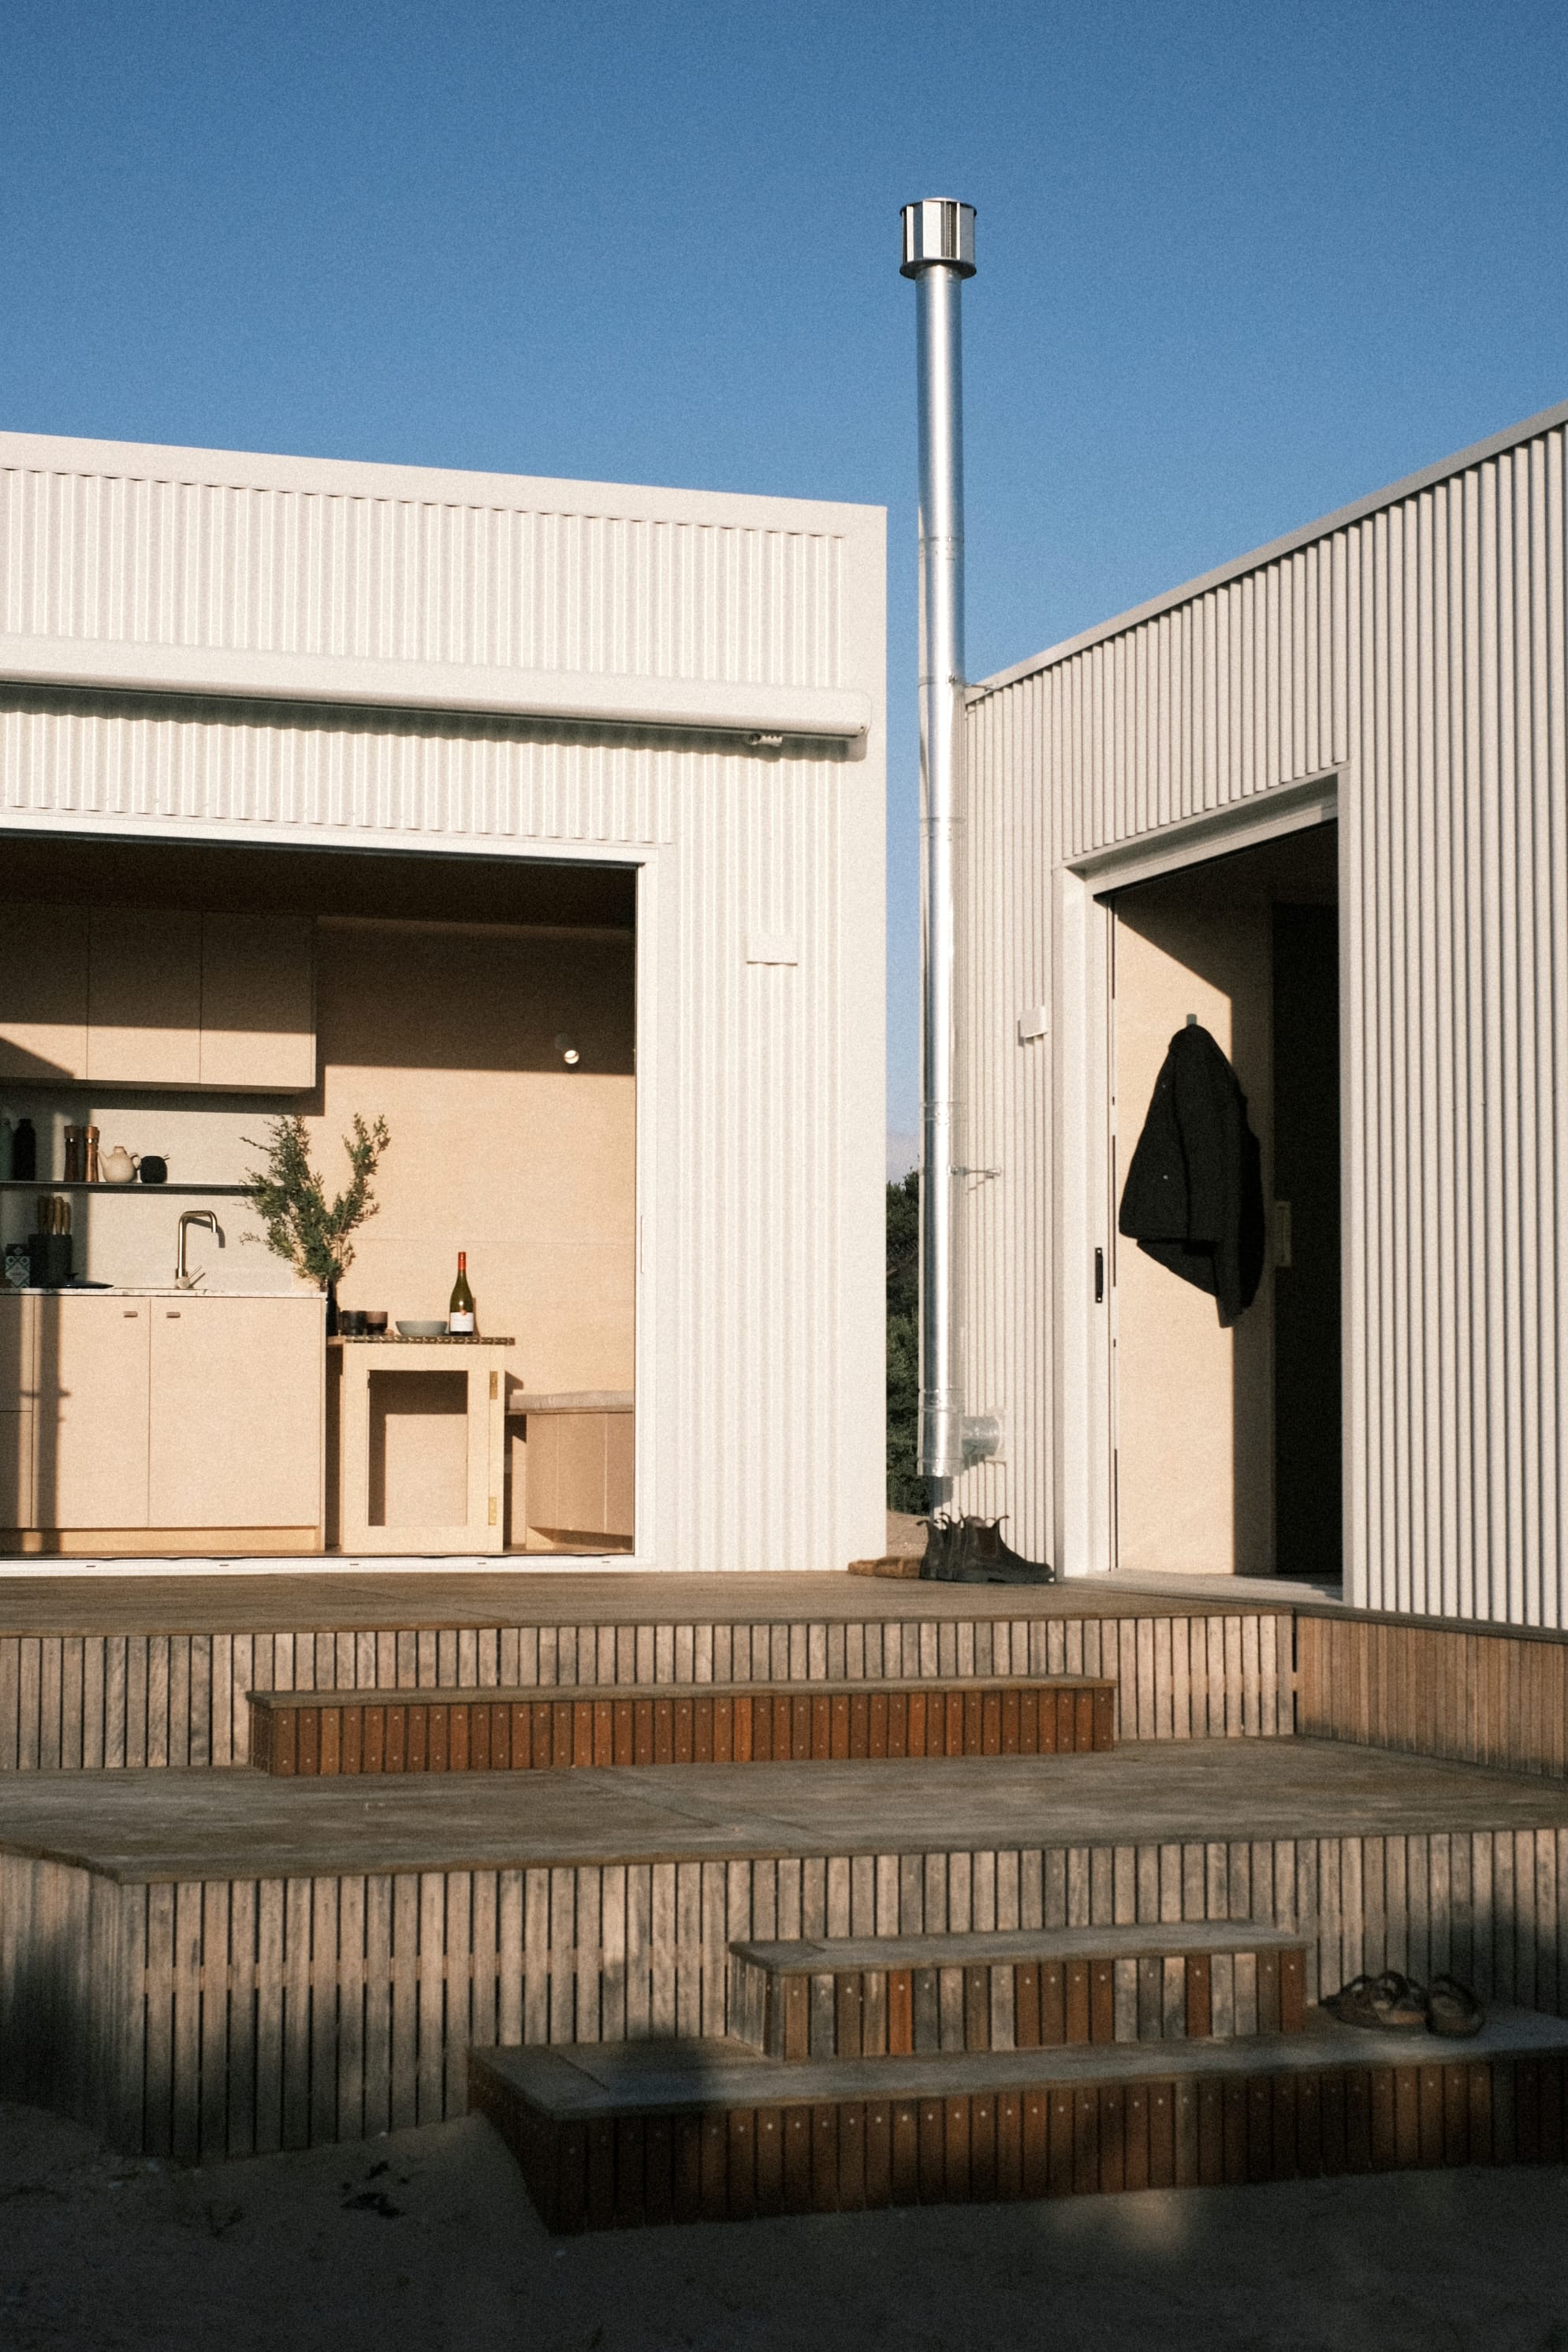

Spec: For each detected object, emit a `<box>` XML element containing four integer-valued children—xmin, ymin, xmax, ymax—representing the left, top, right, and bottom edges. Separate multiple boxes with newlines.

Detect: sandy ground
<box><xmin>6</xmin><ymin>2099</ymin><xmax>1568</xmax><ymax>2352</ymax></box>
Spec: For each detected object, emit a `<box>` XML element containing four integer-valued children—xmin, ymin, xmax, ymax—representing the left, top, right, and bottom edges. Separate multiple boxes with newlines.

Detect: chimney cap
<box><xmin>900</xmin><ymin>198</ymin><xmax>977</xmax><ymax>279</ymax></box>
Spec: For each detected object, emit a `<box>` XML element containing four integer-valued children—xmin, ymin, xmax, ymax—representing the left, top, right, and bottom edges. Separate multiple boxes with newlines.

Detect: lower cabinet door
<box><xmin>148</xmin><ymin>1299</ymin><xmax>322</xmax><ymax>1530</ymax></box>
<box><xmin>34</xmin><ymin>1296</ymin><xmax>151</xmax><ymax>1530</ymax></box>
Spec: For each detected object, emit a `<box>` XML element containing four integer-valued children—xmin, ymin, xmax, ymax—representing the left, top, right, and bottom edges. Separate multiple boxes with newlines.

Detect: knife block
<box><xmin>27</xmin><ymin>1233</ymin><xmax>73</xmax><ymax>1288</ymax></box>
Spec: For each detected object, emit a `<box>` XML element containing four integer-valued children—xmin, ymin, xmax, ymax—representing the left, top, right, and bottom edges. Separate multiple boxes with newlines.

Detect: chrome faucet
<box><xmin>175</xmin><ymin>1210</ymin><xmax>224</xmax><ymax>1289</ymax></box>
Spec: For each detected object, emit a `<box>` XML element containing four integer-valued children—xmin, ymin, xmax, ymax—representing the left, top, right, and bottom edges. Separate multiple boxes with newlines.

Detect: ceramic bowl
<box><xmin>396</xmin><ymin>1318</ymin><xmax>449</xmax><ymax>1337</ymax></box>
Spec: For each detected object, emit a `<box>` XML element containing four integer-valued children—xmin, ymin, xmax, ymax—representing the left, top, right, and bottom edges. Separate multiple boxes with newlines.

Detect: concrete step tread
<box><xmin>730</xmin><ymin>1924</ymin><xmax>1305</xmax><ymax>1972</ymax></box>
<box><xmin>471</xmin><ymin>2005</ymin><xmax>1568</xmax><ymax>2120</ymax></box>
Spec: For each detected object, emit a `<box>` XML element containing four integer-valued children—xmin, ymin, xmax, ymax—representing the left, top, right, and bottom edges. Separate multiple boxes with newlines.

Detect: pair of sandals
<box><xmin>1322</xmin><ymin>1969</ymin><xmax>1484</xmax><ymax>2039</ymax></box>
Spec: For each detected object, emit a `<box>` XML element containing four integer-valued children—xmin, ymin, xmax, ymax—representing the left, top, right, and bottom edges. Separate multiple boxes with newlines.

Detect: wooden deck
<box><xmin>8</xmin><ymin>1735</ymin><xmax>1568</xmax><ymax>2165</ymax></box>
<box><xmin>0</xmin><ymin>1568</ymin><xmax>1297</xmax><ymax>1636</ymax></box>
<box><xmin>4</xmin><ymin>1739</ymin><xmax>1566</xmax><ymax>1884</ymax></box>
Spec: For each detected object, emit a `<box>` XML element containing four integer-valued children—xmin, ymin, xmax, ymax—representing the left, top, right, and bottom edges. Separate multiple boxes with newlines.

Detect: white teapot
<box><xmin>99</xmin><ymin>1146</ymin><xmax>139</xmax><ymax>1185</ymax></box>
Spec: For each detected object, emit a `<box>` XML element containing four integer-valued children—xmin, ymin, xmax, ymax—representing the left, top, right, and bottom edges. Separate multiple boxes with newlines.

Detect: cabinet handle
<box><xmin>166</xmin><ymin>1310</ymin><xmax>181</xmax><ymax>1319</ymax></box>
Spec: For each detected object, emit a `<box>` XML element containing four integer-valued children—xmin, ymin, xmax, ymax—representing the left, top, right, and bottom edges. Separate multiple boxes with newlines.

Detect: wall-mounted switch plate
<box><xmin>1017</xmin><ymin>1005</ymin><xmax>1048</xmax><ymax>1042</ymax></box>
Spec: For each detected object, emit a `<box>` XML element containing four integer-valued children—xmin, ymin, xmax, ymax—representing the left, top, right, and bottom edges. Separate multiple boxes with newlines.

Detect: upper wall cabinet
<box><xmin>199</xmin><ymin>915</ymin><xmax>315</xmax><ymax>1090</ymax></box>
<box><xmin>0</xmin><ymin>900</ymin><xmax>90</xmax><ymax>1080</ymax></box>
<box><xmin>88</xmin><ymin>906</ymin><xmax>203</xmax><ymax>1085</ymax></box>
<box><xmin>0</xmin><ymin>902</ymin><xmax>315</xmax><ymax>1091</ymax></box>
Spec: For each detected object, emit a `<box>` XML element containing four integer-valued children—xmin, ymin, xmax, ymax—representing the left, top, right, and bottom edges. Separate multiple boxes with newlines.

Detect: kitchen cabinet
<box><xmin>1</xmin><ymin>900</ymin><xmax>315</xmax><ymax>1093</ymax></box>
<box><xmin>149</xmin><ymin>1295</ymin><xmax>322</xmax><ymax>1528</ymax></box>
<box><xmin>0</xmin><ymin>1294</ymin><xmax>35</xmax><ymax>1526</ymax></box>
<box><xmin>87</xmin><ymin>907</ymin><xmax>204</xmax><ymax>1087</ymax></box>
<box><xmin>32</xmin><ymin>1293</ymin><xmax>151</xmax><ymax>1529</ymax></box>
<box><xmin>198</xmin><ymin>914</ymin><xmax>315</xmax><ymax>1090</ymax></box>
<box><xmin>0</xmin><ymin>1290</ymin><xmax>323</xmax><ymax>1549</ymax></box>
<box><xmin>0</xmin><ymin>901</ymin><xmax>89</xmax><ymax>1081</ymax></box>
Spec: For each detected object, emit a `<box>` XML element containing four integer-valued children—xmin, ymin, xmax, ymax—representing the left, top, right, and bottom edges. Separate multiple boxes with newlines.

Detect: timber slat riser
<box><xmin>248</xmin><ymin>1679</ymin><xmax>1115</xmax><ymax>1778</ymax></box>
<box><xmin>731</xmin><ymin>1946</ymin><xmax>1307</xmax><ymax>2059</ymax></box>
<box><xmin>470</xmin><ymin>2051</ymin><xmax>1568</xmax><ymax>2232</ymax></box>
<box><xmin>1298</xmin><ymin>1613</ymin><xmax>1568</xmax><ymax>1780</ymax></box>
<box><xmin>7</xmin><ymin>1825</ymin><xmax>1568</xmax><ymax>2160</ymax></box>
<box><xmin>0</xmin><ymin>1609</ymin><xmax>1292</xmax><ymax>1772</ymax></box>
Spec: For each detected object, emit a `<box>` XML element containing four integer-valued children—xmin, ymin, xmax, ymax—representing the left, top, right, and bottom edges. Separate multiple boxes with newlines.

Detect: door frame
<box><xmin>1054</xmin><ymin>769</ymin><xmax>1343</xmax><ymax>1579</ymax></box>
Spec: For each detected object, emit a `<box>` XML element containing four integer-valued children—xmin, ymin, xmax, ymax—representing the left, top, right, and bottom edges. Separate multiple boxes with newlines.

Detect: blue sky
<box><xmin>5</xmin><ymin>2</ymin><xmax>1566</xmax><ymax>1143</ymax></box>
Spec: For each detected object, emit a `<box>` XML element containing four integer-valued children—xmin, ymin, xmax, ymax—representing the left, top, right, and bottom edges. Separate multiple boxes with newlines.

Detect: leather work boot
<box><xmin>920</xmin><ymin>1514</ymin><xmax>1055</xmax><ymax>1586</ymax></box>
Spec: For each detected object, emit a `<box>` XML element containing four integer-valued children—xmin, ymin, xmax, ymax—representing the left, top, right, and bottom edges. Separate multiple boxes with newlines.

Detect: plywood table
<box><xmin>334</xmin><ymin>1334</ymin><xmax>512</xmax><ymax>1557</ymax></box>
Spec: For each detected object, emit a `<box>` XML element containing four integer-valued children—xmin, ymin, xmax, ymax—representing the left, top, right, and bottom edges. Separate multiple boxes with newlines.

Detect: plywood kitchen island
<box><xmin>333</xmin><ymin>1333</ymin><xmax>511</xmax><ymax>1559</ymax></box>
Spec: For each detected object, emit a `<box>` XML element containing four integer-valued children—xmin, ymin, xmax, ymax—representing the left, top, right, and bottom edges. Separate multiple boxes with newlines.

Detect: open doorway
<box><xmin>0</xmin><ymin>831</ymin><xmax>637</xmax><ymax>1560</ymax></box>
<box><xmin>1108</xmin><ymin>822</ymin><xmax>1339</xmax><ymax>1581</ymax></box>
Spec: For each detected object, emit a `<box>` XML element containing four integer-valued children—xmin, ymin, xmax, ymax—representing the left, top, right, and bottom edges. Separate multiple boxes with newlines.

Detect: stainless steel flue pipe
<box><xmin>901</xmin><ymin>198</ymin><xmax>976</xmax><ymax>1488</ymax></box>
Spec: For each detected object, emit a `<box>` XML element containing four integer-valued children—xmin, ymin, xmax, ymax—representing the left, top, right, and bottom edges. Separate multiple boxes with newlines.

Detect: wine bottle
<box><xmin>449</xmin><ymin>1251</ymin><xmax>475</xmax><ymax>1336</ymax></box>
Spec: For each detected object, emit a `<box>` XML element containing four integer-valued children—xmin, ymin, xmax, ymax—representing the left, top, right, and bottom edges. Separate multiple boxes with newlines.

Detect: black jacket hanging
<box><xmin>1117</xmin><ymin>1023</ymin><xmax>1265</xmax><ymax>1327</ymax></box>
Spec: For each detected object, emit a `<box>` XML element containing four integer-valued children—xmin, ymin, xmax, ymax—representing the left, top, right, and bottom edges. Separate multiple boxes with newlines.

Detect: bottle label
<box><xmin>449</xmin><ymin>1310</ymin><xmax>475</xmax><ymax>1335</ymax></box>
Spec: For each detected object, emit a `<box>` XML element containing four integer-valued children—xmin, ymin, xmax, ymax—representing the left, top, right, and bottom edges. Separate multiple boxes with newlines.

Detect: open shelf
<box><xmin>0</xmin><ymin>1180</ymin><xmax>249</xmax><ymax>1195</ymax></box>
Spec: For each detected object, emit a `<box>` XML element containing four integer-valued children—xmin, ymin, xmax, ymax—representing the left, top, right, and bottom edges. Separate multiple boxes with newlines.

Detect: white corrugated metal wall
<box><xmin>959</xmin><ymin>400</ymin><xmax>1568</xmax><ymax>1627</ymax></box>
<box><xmin>0</xmin><ymin>432</ymin><xmax>887</xmax><ymax>1575</ymax></box>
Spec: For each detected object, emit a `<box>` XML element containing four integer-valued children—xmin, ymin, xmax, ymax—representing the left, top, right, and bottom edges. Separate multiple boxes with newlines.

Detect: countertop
<box><xmin>6</xmin><ymin>1284</ymin><xmax>320</xmax><ymax>1300</ymax></box>
<box><xmin>329</xmin><ymin>1333</ymin><xmax>515</xmax><ymax>1346</ymax></box>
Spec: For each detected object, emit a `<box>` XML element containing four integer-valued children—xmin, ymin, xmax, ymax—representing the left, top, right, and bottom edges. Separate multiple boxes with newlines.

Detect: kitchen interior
<box><xmin>0</xmin><ymin>832</ymin><xmax>636</xmax><ymax>1560</ymax></box>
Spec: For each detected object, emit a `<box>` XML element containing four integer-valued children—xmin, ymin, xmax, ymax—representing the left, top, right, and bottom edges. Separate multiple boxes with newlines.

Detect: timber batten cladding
<box><xmin>0</xmin><ymin>1579</ymin><xmax>1296</xmax><ymax>1770</ymax></box>
<box><xmin>12</xmin><ymin>1582</ymin><xmax>1568</xmax><ymax>2167</ymax></box>
<box><xmin>960</xmin><ymin>398</ymin><xmax>1568</xmax><ymax>1624</ymax></box>
<box><xmin>469</xmin><ymin>2018</ymin><xmax>1568</xmax><ymax>2229</ymax></box>
<box><xmin>7</xmin><ymin>1751</ymin><xmax>1568</xmax><ymax>2163</ymax></box>
<box><xmin>245</xmin><ymin>1676</ymin><xmax>1118</xmax><ymax>1776</ymax></box>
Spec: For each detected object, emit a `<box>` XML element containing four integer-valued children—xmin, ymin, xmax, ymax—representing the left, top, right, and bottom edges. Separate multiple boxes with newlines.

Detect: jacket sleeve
<box><xmin>1168</xmin><ymin>1035</ymin><xmax>1229</xmax><ymax>1246</ymax></box>
<box><xmin>1117</xmin><ymin>1059</ymin><xmax>1188</xmax><ymax>1241</ymax></box>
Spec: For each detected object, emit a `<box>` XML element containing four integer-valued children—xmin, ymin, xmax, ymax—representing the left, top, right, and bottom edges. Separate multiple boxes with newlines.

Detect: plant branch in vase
<box><xmin>243</xmin><ymin>1115</ymin><xmax>390</xmax><ymax>1325</ymax></box>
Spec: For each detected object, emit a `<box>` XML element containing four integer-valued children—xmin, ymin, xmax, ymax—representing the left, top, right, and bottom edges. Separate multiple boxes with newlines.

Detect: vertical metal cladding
<box><xmin>0</xmin><ymin>436</ymin><xmax>887</xmax><ymax>1575</ymax></box>
<box><xmin>962</xmin><ymin>404</ymin><xmax>1568</xmax><ymax>1626</ymax></box>
<box><xmin>0</xmin><ymin>695</ymin><xmax>677</xmax><ymax>845</ymax></box>
<box><xmin>0</xmin><ymin>446</ymin><xmax>844</xmax><ymax>689</ymax></box>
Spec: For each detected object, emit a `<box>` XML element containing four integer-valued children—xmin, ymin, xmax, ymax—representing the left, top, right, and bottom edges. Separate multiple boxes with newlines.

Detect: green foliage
<box><xmin>243</xmin><ymin>1113</ymin><xmax>390</xmax><ymax>1290</ymax></box>
<box><xmin>886</xmin><ymin>1169</ymin><xmax>927</xmax><ymax>1514</ymax></box>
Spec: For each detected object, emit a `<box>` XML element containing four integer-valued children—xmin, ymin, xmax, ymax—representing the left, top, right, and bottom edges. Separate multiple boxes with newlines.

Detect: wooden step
<box><xmin>468</xmin><ymin>2007</ymin><xmax>1568</xmax><ymax>2231</ymax></box>
<box><xmin>728</xmin><ymin>1925</ymin><xmax>1309</xmax><ymax>2059</ymax></box>
<box><xmin>246</xmin><ymin>1674</ymin><xmax>1117</xmax><ymax>1776</ymax></box>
